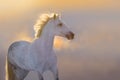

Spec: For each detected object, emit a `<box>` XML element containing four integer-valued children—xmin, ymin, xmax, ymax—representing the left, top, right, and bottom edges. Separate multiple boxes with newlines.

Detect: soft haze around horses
<box><xmin>6</xmin><ymin>13</ymin><xmax>74</xmax><ymax>80</ymax></box>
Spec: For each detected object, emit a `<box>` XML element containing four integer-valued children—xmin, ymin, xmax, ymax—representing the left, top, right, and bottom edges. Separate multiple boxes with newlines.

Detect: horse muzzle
<box><xmin>65</xmin><ymin>31</ymin><xmax>74</xmax><ymax>40</ymax></box>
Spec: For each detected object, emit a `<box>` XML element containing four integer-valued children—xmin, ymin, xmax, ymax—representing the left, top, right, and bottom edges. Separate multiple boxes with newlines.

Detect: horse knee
<box><xmin>38</xmin><ymin>76</ymin><xmax>43</xmax><ymax>80</ymax></box>
<box><xmin>56</xmin><ymin>77</ymin><xmax>59</xmax><ymax>80</ymax></box>
<box><xmin>38</xmin><ymin>73</ymin><xmax>44</xmax><ymax>80</ymax></box>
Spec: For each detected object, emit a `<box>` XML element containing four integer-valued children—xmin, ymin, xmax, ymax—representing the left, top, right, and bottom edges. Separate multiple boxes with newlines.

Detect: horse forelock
<box><xmin>34</xmin><ymin>13</ymin><xmax>59</xmax><ymax>38</ymax></box>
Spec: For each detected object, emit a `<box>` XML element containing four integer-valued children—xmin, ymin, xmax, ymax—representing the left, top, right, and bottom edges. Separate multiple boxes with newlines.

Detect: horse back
<box><xmin>8</xmin><ymin>41</ymin><xmax>30</xmax><ymax>53</ymax></box>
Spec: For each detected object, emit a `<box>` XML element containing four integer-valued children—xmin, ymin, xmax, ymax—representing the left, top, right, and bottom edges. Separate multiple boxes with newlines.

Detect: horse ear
<box><xmin>53</xmin><ymin>14</ymin><xmax>56</xmax><ymax>19</ymax></box>
<box><xmin>51</xmin><ymin>13</ymin><xmax>59</xmax><ymax>20</ymax></box>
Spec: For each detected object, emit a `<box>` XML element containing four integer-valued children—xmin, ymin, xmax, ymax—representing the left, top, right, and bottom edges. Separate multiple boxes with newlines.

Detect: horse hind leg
<box><xmin>14</xmin><ymin>66</ymin><xmax>29</xmax><ymax>80</ymax></box>
<box><xmin>6</xmin><ymin>60</ymin><xmax>16</xmax><ymax>80</ymax></box>
<box><xmin>6</xmin><ymin>60</ymin><xmax>29</xmax><ymax>80</ymax></box>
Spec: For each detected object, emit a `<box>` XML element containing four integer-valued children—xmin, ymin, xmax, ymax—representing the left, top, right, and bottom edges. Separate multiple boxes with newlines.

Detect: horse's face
<box><xmin>52</xmin><ymin>16</ymin><xmax>74</xmax><ymax>40</ymax></box>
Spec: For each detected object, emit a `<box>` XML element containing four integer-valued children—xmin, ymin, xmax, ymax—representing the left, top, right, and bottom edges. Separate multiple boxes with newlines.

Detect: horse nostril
<box><xmin>69</xmin><ymin>32</ymin><xmax>74</xmax><ymax>38</ymax></box>
<box><xmin>68</xmin><ymin>31</ymin><xmax>74</xmax><ymax>39</ymax></box>
<box><xmin>65</xmin><ymin>31</ymin><xmax>75</xmax><ymax>40</ymax></box>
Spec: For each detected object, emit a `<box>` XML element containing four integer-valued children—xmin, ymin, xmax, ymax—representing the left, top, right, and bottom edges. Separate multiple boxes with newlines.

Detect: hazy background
<box><xmin>0</xmin><ymin>0</ymin><xmax>120</xmax><ymax>80</ymax></box>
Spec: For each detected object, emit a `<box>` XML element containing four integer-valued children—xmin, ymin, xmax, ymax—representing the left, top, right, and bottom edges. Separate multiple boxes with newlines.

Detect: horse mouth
<box><xmin>65</xmin><ymin>31</ymin><xmax>74</xmax><ymax>40</ymax></box>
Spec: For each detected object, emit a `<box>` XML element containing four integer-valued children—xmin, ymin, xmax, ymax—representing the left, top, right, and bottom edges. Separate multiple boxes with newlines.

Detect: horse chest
<box><xmin>32</xmin><ymin>50</ymin><xmax>56</xmax><ymax>71</ymax></box>
<box><xmin>36</xmin><ymin>52</ymin><xmax>56</xmax><ymax>68</ymax></box>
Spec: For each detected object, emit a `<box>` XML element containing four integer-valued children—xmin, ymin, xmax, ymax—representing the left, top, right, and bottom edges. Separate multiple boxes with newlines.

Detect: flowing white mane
<box><xmin>34</xmin><ymin>13</ymin><xmax>59</xmax><ymax>38</ymax></box>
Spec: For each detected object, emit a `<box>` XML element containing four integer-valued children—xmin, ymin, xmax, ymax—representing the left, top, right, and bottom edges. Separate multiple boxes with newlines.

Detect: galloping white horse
<box><xmin>6</xmin><ymin>13</ymin><xmax>74</xmax><ymax>80</ymax></box>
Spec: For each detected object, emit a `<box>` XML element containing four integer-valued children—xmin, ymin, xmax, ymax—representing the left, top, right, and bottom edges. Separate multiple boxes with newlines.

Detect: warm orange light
<box><xmin>0</xmin><ymin>0</ymin><xmax>35</xmax><ymax>21</ymax></box>
<box><xmin>0</xmin><ymin>0</ymin><xmax>120</xmax><ymax>21</ymax></box>
<box><xmin>14</xmin><ymin>31</ymin><xmax>32</xmax><ymax>42</ymax></box>
<box><xmin>54</xmin><ymin>37</ymin><xmax>69</xmax><ymax>50</ymax></box>
<box><xmin>54</xmin><ymin>36</ymin><xmax>77</xmax><ymax>50</ymax></box>
<box><xmin>33</xmin><ymin>0</ymin><xmax>120</xmax><ymax>10</ymax></box>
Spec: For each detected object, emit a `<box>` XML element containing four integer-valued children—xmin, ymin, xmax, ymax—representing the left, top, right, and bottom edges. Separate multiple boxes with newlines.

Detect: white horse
<box><xmin>6</xmin><ymin>13</ymin><xmax>74</xmax><ymax>80</ymax></box>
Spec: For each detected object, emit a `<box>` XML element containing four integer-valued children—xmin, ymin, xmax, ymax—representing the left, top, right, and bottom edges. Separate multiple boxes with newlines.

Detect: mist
<box><xmin>0</xmin><ymin>5</ymin><xmax>120</xmax><ymax>80</ymax></box>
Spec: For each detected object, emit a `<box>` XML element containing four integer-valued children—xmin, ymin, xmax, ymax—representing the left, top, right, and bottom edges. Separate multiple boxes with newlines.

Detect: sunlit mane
<box><xmin>34</xmin><ymin>13</ymin><xmax>59</xmax><ymax>38</ymax></box>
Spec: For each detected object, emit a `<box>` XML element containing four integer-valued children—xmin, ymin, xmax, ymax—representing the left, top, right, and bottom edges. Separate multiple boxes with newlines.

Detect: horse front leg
<box><xmin>37</xmin><ymin>73</ymin><xmax>44</xmax><ymax>80</ymax></box>
<box><xmin>50</xmin><ymin>66</ymin><xmax>59</xmax><ymax>80</ymax></box>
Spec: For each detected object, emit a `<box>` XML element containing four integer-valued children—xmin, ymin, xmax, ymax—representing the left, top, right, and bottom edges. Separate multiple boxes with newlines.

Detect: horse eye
<box><xmin>58</xmin><ymin>23</ymin><xmax>63</xmax><ymax>27</ymax></box>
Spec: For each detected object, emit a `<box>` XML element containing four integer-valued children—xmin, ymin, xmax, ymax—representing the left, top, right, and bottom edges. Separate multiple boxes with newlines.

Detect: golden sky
<box><xmin>1</xmin><ymin>0</ymin><xmax>120</xmax><ymax>50</ymax></box>
<box><xmin>0</xmin><ymin>0</ymin><xmax>120</xmax><ymax>21</ymax></box>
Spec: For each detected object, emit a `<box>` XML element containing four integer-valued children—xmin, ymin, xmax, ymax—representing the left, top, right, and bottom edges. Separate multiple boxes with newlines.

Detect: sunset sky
<box><xmin>0</xmin><ymin>0</ymin><xmax>120</xmax><ymax>80</ymax></box>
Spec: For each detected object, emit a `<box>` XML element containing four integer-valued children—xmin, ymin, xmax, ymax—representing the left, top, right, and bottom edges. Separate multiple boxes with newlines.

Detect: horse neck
<box><xmin>35</xmin><ymin>22</ymin><xmax>55</xmax><ymax>51</ymax></box>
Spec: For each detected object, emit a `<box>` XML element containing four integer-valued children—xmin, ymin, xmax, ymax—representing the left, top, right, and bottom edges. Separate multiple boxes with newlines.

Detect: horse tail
<box><xmin>6</xmin><ymin>58</ymin><xmax>15</xmax><ymax>80</ymax></box>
